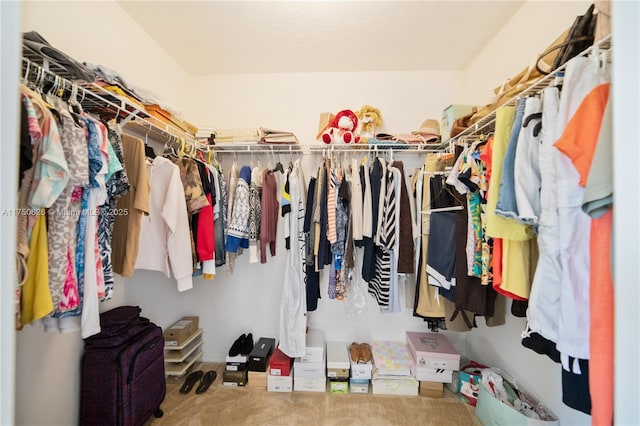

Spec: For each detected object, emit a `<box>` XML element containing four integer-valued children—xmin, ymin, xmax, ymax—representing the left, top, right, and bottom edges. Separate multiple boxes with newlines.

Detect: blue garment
<box><xmin>495</xmin><ymin>97</ymin><xmax>527</xmax><ymax>219</ymax></box>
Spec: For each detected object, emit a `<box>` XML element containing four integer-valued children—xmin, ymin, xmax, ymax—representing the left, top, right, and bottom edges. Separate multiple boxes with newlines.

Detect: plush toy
<box><xmin>321</xmin><ymin>109</ymin><xmax>360</xmax><ymax>144</ymax></box>
<box><xmin>355</xmin><ymin>105</ymin><xmax>383</xmax><ymax>141</ymax></box>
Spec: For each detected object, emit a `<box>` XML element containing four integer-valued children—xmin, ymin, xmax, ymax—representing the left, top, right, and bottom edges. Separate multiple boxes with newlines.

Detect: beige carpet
<box><xmin>147</xmin><ymin>362</ymin><xmax>481</xmax><ymax>426</ymax></box>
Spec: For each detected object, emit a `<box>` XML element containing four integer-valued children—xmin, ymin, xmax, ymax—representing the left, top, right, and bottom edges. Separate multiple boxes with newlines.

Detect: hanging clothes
<box><xmin>225</xmin><ymin>166</ymin><xmax>252</xmax><ymax>253</ymax></box>
<box><xmin>112</xmin><ymin>134</ymin><xmax>150</xmax><ymax>277</ymax></box>
<box><xmin>303</xmin><ymin>177</ymin><xmax>320</xmax><ymax>311</ymax></box>
<box><xmin>278</xmin><ymin>160</ymin><xmax>307</xmax><ymax>358</ymax></box>
<box><xmin>248</xmin><ymin>166</ymin><xmax>263</xmax><ymax>263</ymax></box>
<box><xmin>392</xmin><ymin>161</ymin><xmax>414</xmax><ymax>274</ymax></box>
<box><xmin>260</xmin><ymin>168</ymin><xmax>279</xmax><ymax>264</ymax></box>
<box><xmin>134</xmin><ymin>156</ymin><xmax>193</xmax><ymax>291</ymax></box>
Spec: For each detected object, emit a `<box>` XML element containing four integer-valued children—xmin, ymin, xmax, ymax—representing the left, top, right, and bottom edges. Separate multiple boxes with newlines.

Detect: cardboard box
<box><xmin>163</xmin><ymin>316</ymin><xmax>199</xmax><ymax>347</ymax></box>
<box><xmin>406</xmin><ymin>332</ymin><xmax>460</xmax><ymax>371</ymax></box>
<box><xmin>419</xmin><ymin>381</ymin><xmax>444</xmax><ymax>398</ymax></box>
<box><xmin>329</xmin><ymin>378</ymin><xmax>349</xmax><ymax>394</ymax></box>
<box><xmin>475</xmin><ymin>381</ymin><xmax>559</xmax><ymax>426</ymax></box>
<box><xmin>316</xmin><ymin>112</ymin><xmax>335</xmax><ymax>141</ymax></box>
<box><xmin>222</xmin><ymin>369</ymin><xmax>247</xmax><ymax>387</ymax></box>
<box><xmin>294</xmin><ymin>358</ymin><xmax>325</xmax><ymax>379</ymax></box>
<box><xmin>350</xmin><ymin>358</ymin><xmax>373</xmax><ymax>380</ymax></box>
<box><xmin>267</xmin><ymin>369</ymin><xmax>293</xmax><ymax>392</ymax></box>
<box><xmin>326</xmin><ymin>341</ymin><xmax>350</xmax><ymax>369</ymax></box>
<box><xmin>441</xmin><ymin>104</ymin><xmax>477</xmax><ymax>142</ymax></box>
<box><xmin>371</xmin><ymin>376</ymin><xmax>419</xmax><ymax>396</ymax></box>
<box><xmin>247</xmin><ymin>371</ymin><xmax>268</xmax><ymax>388</ymax></box>
<box><xmin>349</xmin><ymin>378</ymin><xmax>369</xmax><ymax>394</ymax></box>
<box><xmin>248</xmin><ymin>337</ymin><xmax>276</xmax><ymax>372</ymax></box>
<box><xmin>294</xmin><ymin>376</ymin><xmax>326</xmax><ymax>393</ymax></box>
<box><xmin>302</xmin><ymin>329</ymin><xmax>325</xmax><ymax>363</ymax></box>
<box><xmin>269</xmin><ymin>346</ymin><xmax>292</xmax><ymax>377</ymax></box>
<box><xmin>415</xmin><ymin>367</ymin><xmax>453</xmax><ymax>383</ymax></box>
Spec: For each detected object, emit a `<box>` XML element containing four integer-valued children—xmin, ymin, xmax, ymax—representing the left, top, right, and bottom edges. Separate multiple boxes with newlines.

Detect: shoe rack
<box><xmin>164</xmin><ymin>328</ymin><xmax>204</xmax><ymax>376</ymax></box>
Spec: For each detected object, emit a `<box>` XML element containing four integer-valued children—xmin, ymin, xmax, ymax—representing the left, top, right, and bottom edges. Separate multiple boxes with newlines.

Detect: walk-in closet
<box><xmin>1</xmin><ymin>1</ymin><xmax>638</xmax><ymax>425</ymax></box>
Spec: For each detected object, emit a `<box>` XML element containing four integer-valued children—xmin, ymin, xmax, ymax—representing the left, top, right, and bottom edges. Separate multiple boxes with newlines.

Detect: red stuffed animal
<box><xmin>321</xmin><ymin>110</ymin><xmax>360</xmax><ymax>144</ymax></box>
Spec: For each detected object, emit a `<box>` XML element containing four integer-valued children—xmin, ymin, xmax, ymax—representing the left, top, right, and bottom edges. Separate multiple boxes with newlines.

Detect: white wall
<box><xmin>124</xmin><ymin>69</ymin><xmax>468</xmax><ymax>362</ymax></box>
<box><xmin>16</xmin><ymin>2</ymin><xmax>191</xmax><ymax>425</ymax></box>
<box><xmin>21</xmin><ymin>0</ymin><xmax>191</xmax><ymax>116</ymax></box>
<box><xmin>461</xmin><ymin>1</ymin><xmax>594</xmax><ymax>424</ymax></box>
<box><xmin>186</xmin><ymin>70</ymin><xmax>466</xmax><ymax>143</ymax></box>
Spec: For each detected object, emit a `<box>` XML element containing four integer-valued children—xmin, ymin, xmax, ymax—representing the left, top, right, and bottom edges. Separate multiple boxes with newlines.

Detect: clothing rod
<box><xmin>211</xmin><ymin>144</ymin><xmax>449</xmax><ymax>154</ymax></box>
<box><xmin>421</xmin><ymin>205</ymin><xmax>464</xmax><ymax>214</ymax></box>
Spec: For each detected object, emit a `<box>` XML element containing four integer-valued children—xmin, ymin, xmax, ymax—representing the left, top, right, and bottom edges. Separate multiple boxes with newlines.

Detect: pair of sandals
<box><xmin>179</xmin><ymin>370</ymin><xmax>217</xmax><ymax>395</ymax></box>
<box><xmin>349</xmin><ymin>342</ymin><xmax>372</xmax><ymax>364</ymax></box>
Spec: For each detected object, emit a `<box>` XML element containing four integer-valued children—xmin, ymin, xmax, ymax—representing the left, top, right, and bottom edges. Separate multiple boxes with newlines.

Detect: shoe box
<box><xmin>405</xmin><ymin>331</ymin><xmax>460</xmax><ymax>371</ymax></box>
<box><xmin>247</xmin><ymin>370</ymin><xmax>268</xmax><ymax>389</ymax></box>
<box><xmin>415</xmin><ymin>367</ymin><xmax>453</xmax><ymax>383</ymax></box>
<box><xmin>371</xmin><ymin>375</ymin><xmax>419</xmax><ymax>396</ymax></box>
<box><xmin>225</xmin><ymin>354</ymin><xmax>248</xmax><ymax>372</ymax></box>
<box><xmin>301</xmin><ymin>329</ymin><xmax>325</xmax><ymax>363</ymax></box>
<box><xmin>419</xmin><ymin>381</ymin><xmax>444</xmax><ymax>398</ymax></box>
<box><xmin>349</xmin><ymin>378</ymin><xmax>370</xmax><ymax>394</ymax></box>
<box><xmin>222</xmin><ymin>369</ymin><xmax>247</xmax><ymax>387</ymax></box>
<box><xmin>269</xmin><ymin>345</ymin><xmax>293</xmax><ymax>377</ymax></box>
<box><xmin>328</xmin><ymin>378</ymin><xmax>349</xmax><ymax>394</ymax></box>
<box><xmin>294</xmin><ymin>376</ymin><xmax>326</xmax><ymax>393</ymax></box>
<box><xmin>326</xmin><ymin>341</ymin><xmax>350</xmax><ymax>379</ymax></box>
<box><xmin>163</xmin><ymin>316</ymin><xmax>199</xmax><ymax>347</ymax></box>
<box><xmin>294</xmin><ymin>356</ymin><xmax>325</xmax><ymax>379</ymax></box>
<box><xmin>248</xmin><ymin>337</ymin><xmax>276</xmax><ymax>372</ymax></box>
<box><xmin>267</xmin><ymin>368</ymin><xmax>293</xmax><ymax>393</ymax></box>
<box><xmin>350</xmin><ymin>357</ymin><xmax>373</xmax><ymax>380</ymax></box>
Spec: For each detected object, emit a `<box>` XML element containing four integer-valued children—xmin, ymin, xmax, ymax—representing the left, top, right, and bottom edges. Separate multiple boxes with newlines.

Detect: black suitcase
<box><xmin>80</xmin><ymin>306</ymin><xmax>166</xmax><ymax>426</ymax></box>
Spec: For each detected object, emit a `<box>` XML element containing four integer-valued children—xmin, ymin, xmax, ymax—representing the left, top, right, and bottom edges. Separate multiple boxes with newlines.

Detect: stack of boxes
<box><xmin>326</xmin><ymin>342</ymin><xmax>350</xmax><ymax>394</ymax></box>
<box><xmin>267</xmin><ymin>345</ymin><xmax>293</xmax><ymax>392</ymax></box>
<box><xmin>223</xmin><ymin>351</ymin><xmax>248</xmax><ymax>387</ymax></box>
<box><xmin>293</xmin><ymin>329</ymin><xmax>326</xmax><ymax>392</ymax></box>
<box><xmin>247</xmin><ymin>337</ymin><xmax>276</xmax><ymax>389</ymax></box>
<box><xmin>405</xmin><ymin>331</ymin><xmax>461</xmax><ymax>398</ymax></box>
<box><xmin>370</xmin><ymin>341</ymin><xmax>419</xmax><ymax>396</ymax></box>
<box><xmin>349</xmin><ymin>346</ymin><xmax>372</xmax><ymax>394</ymax></box>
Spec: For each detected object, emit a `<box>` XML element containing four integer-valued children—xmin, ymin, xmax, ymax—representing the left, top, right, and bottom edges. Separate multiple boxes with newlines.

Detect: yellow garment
<box><xmin>485</xmin><ymin>106</ymin><xmax>535</xmax><ymax>241</ymax></box>
<box><xmin>416</xmin><ymin>154</ymin><xmax>445</xmax><ymax>318</ymax></box>
<box><xmin>500</xmin><ymin>238</ymin><xmax>539</xmax><ymax>300</ymax></box>
<box><xmin>21</xmin><ymin>213</ymin><xmax>52</xmax><ymax>325</ymax></box>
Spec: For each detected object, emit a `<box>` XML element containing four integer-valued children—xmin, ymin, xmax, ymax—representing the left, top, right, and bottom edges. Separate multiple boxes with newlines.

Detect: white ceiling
<box><xmin>119</xmin><ymin>1</ymin><xmax>524</xmax><ymax>75</ymax></box>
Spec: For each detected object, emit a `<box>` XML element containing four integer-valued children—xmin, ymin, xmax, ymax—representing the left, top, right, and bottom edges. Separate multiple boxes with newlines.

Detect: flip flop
<box><xmin>179</xmin><ymin>370</ymin><xmax>203</xmax><ymax>394</ymax></box>
<box><xmin>195</xmin><ymin>371</ymin><xmax>217</xmax><ymax>394</ymax></box>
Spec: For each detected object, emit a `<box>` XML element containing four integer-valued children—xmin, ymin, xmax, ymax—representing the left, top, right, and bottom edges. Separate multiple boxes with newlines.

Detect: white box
<box><xmin>226</xmin><ymin>354</ymin><xmax>248</xmax><ymax>363</ymax></box>
<box><xmin>267</xmin><ymin>370</ymin><xmax>293</xmax><ymax>393</ymax></box>
<box><xmin>294</xmin><ymin>358</ymin><xmax>325</xmax><ymax>379</ymax></box>
<box><xmin>350</xmin><ymin>358</ymin><xmax>373</xmax><ymax>380</ymax></box>
<box><xmin>349</xmin><ymin>378</ymin><xmax>369</xmax><ymax>394</ymax></box>
<box><xmin>294</xmin><ymin>376</ymin><xmax>326</xmax><ymax>393</ymax></box>
<box><xmin>372</xmin><ymin>376</ymin><xmax>419</xmax><ymax>396</ymax></box>
<box><xmin>326</xmin><ymin>341</ymin><xmax>350</xmax><ymax>369</ymax></box>
<box><xmin>302</xmin><ymin>329</ymin><xmax>325</xmax><ymax>363</ymax></box>
<box><xmin>415</xmin><ymin>367</ymin><xmax>453</xmax><ymax>383</ymax></box>
<box><xmin>406</xmin><ymin>332</ymin><xmax>460</xmax><ymax>371</ymax></box>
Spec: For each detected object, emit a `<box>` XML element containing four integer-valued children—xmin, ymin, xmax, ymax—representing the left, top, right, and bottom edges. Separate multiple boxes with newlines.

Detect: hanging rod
<box><xmin>453</xmin><ymin>34</ymin><xmax>612</xmax><ymax>141</ymax></box>
<box><xmin>211</xmin><ymin>142</ymin><xmax>451</xmax><ymax>154</ymax></box>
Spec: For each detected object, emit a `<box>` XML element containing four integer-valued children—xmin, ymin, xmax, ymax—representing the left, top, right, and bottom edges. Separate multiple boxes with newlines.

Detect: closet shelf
<box><xmin>211</xmin><ymin>142</ymin><xmax>451</xmax><ymax>154</ymax></box>
<box><xmin>21</xmin><ymin>53</ymin><xmax>199</xmax><ymax>147</ymax></box>
<box><xmin>454</xmin><ymin>34</ymin><xmax>612</xmax><ymax>140</ymax></box>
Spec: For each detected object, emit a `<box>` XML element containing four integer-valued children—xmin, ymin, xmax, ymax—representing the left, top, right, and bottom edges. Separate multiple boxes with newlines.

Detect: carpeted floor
<box><xmin>147</xmin><ymin>362</ymin><xmax>482</xmax><ymax>426</ymax></box>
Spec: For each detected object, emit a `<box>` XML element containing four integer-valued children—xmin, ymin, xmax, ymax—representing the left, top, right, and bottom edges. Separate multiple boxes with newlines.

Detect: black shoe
<box><xmin>240</xmin><ymin>333</ymin><xmax>254</xmax><ymax>356</ymax></box>
<box><xmin>228</xmin><ymin>333</ymin><xmax>246</xmax><ymax>357</ymax></box>
<box><xmin>180</xmin><ymin>370</ymin><xmax>203</xmax><ymax>394</ymax></box>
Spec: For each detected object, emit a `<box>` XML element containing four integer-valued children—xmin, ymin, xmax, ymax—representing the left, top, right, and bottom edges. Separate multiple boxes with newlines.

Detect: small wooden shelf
<box><xmin>165</xmin><ymin>339</ymin><xmax>203</xmax><ymax>363</ymax></box>
<box><xmin>164</xmin><ymin>328</ymin><xmax>203</xmax><ymax>351</ymax></box>
<box><xmin>165</xmin><ymin>349</ymin><xmax>204</xmax><ymax>376</ymax></box>
<box><xmin>164</xmin><ymin>327</ymin><xmax>204</xmax><ymax>377</ymax></box>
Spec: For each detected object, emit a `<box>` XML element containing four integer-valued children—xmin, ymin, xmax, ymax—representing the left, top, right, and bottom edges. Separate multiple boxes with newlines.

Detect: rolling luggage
<box><xmin>80</xmin><ymin>306</ymin><xmax>166</xmax><ymax>426</ymax></box>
